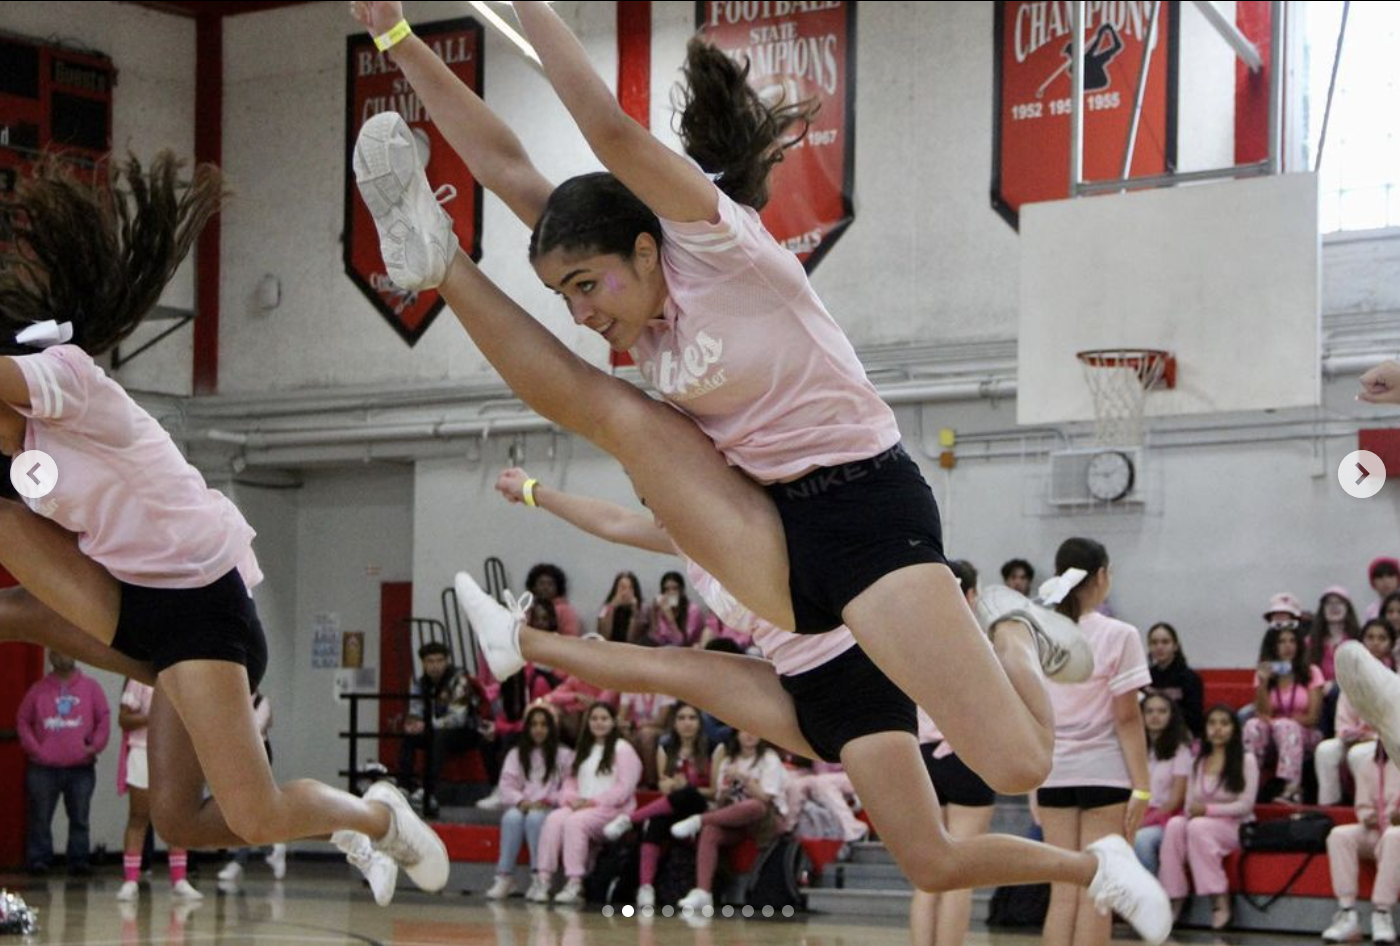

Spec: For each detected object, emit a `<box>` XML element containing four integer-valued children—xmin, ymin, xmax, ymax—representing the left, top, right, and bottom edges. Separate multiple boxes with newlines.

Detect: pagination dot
<box><xmin>622</xmin><ymin>905</ymin><xmax>634</xmax><ymax>918</ymax></box>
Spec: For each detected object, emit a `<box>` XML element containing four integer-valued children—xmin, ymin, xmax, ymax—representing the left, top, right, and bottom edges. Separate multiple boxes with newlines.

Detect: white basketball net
<box><xmin>1078</xmin><ymin>350</ymin><xmax>1169</xmax><ymax>446</ymax></box>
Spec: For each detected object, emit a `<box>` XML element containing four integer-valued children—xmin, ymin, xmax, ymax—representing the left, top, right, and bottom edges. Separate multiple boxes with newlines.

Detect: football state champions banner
<box><xmin>345</xmin><ymin>18</ymin><xmax>484</xmax><ymax>346</ymax></box>
<box><xmin>695</xmin><ymin>1</ymin><xmax>856</xmax><ymax>271</ymax></box>
<box><xmin>992</xmin><ymin>0</ymin><xmax>1178</xmax><ymax>229</ymax></box>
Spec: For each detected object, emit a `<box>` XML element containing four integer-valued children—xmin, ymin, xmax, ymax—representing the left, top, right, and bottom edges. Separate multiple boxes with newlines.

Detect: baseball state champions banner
<box><xmin>345</xmin><ymin>18</ymin><xmax>484</xmax><ymax>346</ymax></box>
<box><xmin>992</xmin><ymin>0</ymin><xmax>1178</xmax><ymax>229</ymax></box>
<box><xmin>696</xmin><ymin>1</ymin><xmax>856</xmax><ymax>271</ymax></box>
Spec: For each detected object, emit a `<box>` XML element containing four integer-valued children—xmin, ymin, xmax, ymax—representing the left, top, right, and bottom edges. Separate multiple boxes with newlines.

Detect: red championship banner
<box><xmin>992</xmin><ymin>0</ymin><xmax>1178</xmax><ymax>229</ymax></box>
<box><xmin>345</xmin><ymin>18</ymin><xmax>483</xmax><ymax>346</ymax></box>
<box><xmin>695</xmin><ymin>1</ymin><xmax>856</xmax><ymax>271</ymax></box>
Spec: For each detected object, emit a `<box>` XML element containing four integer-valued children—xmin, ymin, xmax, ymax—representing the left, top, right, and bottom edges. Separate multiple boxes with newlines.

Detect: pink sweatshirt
<box><xmin>1185</xmin><ymin>753</ymin><xmax>1260</xmax><ymax>822</ymax></box>
<box><xmin>17</xmin><ymin>670</ymin><xmax>111</xmax><ymax>768</ymax></box>
<box><xmin>559</xmin><ymin>739</ymin><xmax>642</xmax><ymax>810</ymax></box>
<box><xmin>1353</xmin><ymin>749</ymin><xmax>1400</xmax><ymax>826</ymax></box>
<box><xmin>631</xmin><ymin>186</ymin><xmax>900</xmax><ymax>483</ymax></box>
<box><xmin>11</xmin><ymin>346</ymin><xmax>262</xmax><ymax>590</ymax></box>
<box><xmin>497</xmin><ymin>745</ymin><xmax>575</xmax><ymax>807</ymax></box>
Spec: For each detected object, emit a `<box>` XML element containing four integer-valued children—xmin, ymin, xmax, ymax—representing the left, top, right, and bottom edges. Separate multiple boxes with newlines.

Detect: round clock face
<box><xmin>1086</xmin><ymin>450</ymin><xmax>1135</xmax><ymax>502</ymax></box>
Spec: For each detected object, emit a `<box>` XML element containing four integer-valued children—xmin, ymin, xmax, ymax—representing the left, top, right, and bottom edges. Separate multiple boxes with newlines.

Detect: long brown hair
<box><xmin>572</xmin><ymin>701</ymin><xmax>622</xmax><ymax>777</ymax></box>
<box><xmin>520</xmin><ymin>705</ymin><xmax>563</xmax><ymax>786</ymax></box>
<box><xmin>0</xmin><ymin>152</ymin><xmax>224</xmax><ymax>356</ymax></box>
<box><xmin>661</xmin><ymin>701</ymin><xmax>710</xmax><ymax>779</ymax></box>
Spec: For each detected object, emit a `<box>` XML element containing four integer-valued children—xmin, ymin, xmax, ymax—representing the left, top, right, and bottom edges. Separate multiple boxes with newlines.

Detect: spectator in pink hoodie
<box><xmin>18</xmin><ymin>649</ymin><xmax>110</xmax><ymax>875</ymax></box>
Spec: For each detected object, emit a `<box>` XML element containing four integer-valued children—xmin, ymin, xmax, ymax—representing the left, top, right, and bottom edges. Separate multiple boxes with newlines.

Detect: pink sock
<box><xmin>169</xmin><ymin>851</ymin><xmax>188</xmax><ymax>885</ymax></box>
<box><xmin>123</xmin><ymin>853</ymin><xmax>142</xmax><ymax>883</ymax></box>
<box><xmin>639</xmin><ymin>843</ymin><xmax>663</xmax><ymax>886</ymax></box>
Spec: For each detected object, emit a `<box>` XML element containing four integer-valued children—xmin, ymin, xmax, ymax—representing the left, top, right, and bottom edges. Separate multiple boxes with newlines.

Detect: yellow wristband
<box><xmin>374</xmin><ymin>19</ymin><xmax>412</xmax><ymax>52</ymax></box>
<box><xmin>522</xmin><ymin>478</ymin><xmax>539</xmax><ymax>508</ymax></box>
<box><xmin>1131</xmin><ymin>789</ymin><xmax>1152</xmax><ymax>802</ymax></box>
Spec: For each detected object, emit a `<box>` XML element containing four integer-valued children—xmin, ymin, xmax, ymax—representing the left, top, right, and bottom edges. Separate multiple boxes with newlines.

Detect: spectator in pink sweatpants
<box><xmin>1243</xmin><ymin>624</ymin><xmax>1323</xmax><ymax>804</ymax></box>
<box><xmin>784</xmin><ymin>761</ymin><xmax>867</xmax><ymax>843</ymax></box>
<box><xmin>671</xmin><ymin>731</ymin><xmax>788</xmax><ymax>912</ymax></box>
<box><xmin>1159</xmin><ymin>706</ymin><xmax>1260</xmax><ymax>931</ymax></box>
<box><xmin>1322</xmin><ymin>744</ymin><xmax>1400</xmax><ymax>943</ymax></box>
<box><xmin>530</xmin><ymin>702</ymin><xmax>641</xmax><ymax>905</ymax></box>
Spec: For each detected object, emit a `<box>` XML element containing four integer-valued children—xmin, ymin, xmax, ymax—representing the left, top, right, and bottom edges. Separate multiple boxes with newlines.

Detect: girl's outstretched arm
<box><xmin>495</xmin><ymin>466</ymin><xmax>676</xmax><ymax>556</ymax></box>
<box><xmin>354</xmin><ymin>0</ymin><xmax>554</xmax><ymax>227</ymax></box>
<box><xmin>512</xmin><ymin>1</ymin><xmax>718</xmax><ymax>224</ymax></box>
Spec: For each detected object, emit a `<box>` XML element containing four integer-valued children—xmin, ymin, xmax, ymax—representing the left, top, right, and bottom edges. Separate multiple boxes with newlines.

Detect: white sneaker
<box><xmin>217</xmin><ymin>860</ymin><xmax>242</xmax><ymax>882</ymax></box>
<box><xmin>1374</xmin><ymin>910</ymin><xmax>1397</xmax><ymax>944</ymax></box>
<box><xmin>333</xmin><ymin>829</ymin><xmax>400</xmax><ymax>907</ymax></box>
<box><xmin>603</xmin><ymin>813</ymin><xmax>633</xmax><ymax>842</ymax></box>
<box><xmin>1086</xmin><ymin>835</ymin><xmax>1171</xmax><ymax>946</ymax></box>
<box><xmin>486</xmin><ymin>875</ymin><xmax>514</xmax><ymax>901</ymax></box>
<box><xmin>118</xmin><ymin>899</ymin><xmax>139</xmax><ymax>922</ymax></box>
<box><xmin>266</xmin><ymin>843</ymin><xmax>287</xmax><ymax>880</ymax></box>
<box><xmin>975</xmin><ymin>584</ymin><xmax>1093</xmax><ymax>683</ymax></box>
<box><xmin>671</xmin><ymin>814</ymin><xmax>703</xmax><ymax>840</ymax></box>
<box><xmin>553</xmin><ymin>878</ymin><xmax>584</xmax><ymax>905</ymax></box>
<box><xmin>171</xmin><ymin>879</ymin><xmax>203</xmax><ymax>900</ymax></box>
<box><xmin>677</xmin><ymin>888</ymin><xmax>713</xmax><ymax>911</ymax></box>
<box><xmin>455</xmin><ymin>571</ymin><xmax>530</xmax><ymax>680</ymax></box>
<box><xmin>1338</xmin><ymin>641</ymin><xmax>1400</xmax><ymax>764</ymax></box>
<box><xmin>116</xmin><ymin>880</ymin><xmax>139</xmax><ymax>902</ymax></box>
<box><xmin>1324</xmin><ymin>907</ymin><xmax>1362</xmax><ymax>942</ymax></box>
<box><xmin>526</xmin><ymin>876</ymin><xmax>552</xmax><ymax>903</ymax></box>
<box><xmin>636</xmin><ymin>884</ymin><xmax>656</xmax><ymax>909</ymax></box>
<box><xmin>364</xmin><ymin>780</ymin><xmax>450</xmax><ymax>893</ymax></box>
<box><xmin>476</xmin><ymin>789</ymin><xmax>503</xmax><ymax>811</ymax></box>
<box><xmin>353</xmin><ymin>112</ymin><xmax>459</xmax><ymax>292</ymax></box>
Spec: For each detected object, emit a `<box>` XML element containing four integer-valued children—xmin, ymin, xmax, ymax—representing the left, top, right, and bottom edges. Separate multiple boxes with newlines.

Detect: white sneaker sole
<box><xmin>353</xmin><ymin>112</ymin><xmax>458</xmax><ymax>292</ymax></box>
<box><xmin>976</xmin><ymin>584</ymin><xmax>1093</xmax><ymax>683</ymax></box>
<box><xmin>1338</xmin><ymin>640</ymin><xmax>1400</xmax><ymax>763</ymax></box>
<box><xmin>455</xmin><ymin>571</ymin><xmax>527</xmax><ymax>680</ymax></box>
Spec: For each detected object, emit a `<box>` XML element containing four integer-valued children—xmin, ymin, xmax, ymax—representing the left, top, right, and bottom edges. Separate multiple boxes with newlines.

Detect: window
<box><xmin>1302</xmin><ymin>2</ymin><xmax>1400</xmax><ymax>233</ymax></box>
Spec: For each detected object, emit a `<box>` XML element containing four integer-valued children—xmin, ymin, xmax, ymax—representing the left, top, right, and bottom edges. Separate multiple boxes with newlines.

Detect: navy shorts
<box><xmin>110</xmin><ymin>568</ymin><xmax>267</xmax><ymax>691</ymax></box>
<box><xmin>766</xmin><ymin>443</ymin><xmax>947</xmax><ymax>634</ymax></box>
<box><xmin>780</xmin><ymin>644</ymin><xmax>917</xmax><ymax>763</ymax></box>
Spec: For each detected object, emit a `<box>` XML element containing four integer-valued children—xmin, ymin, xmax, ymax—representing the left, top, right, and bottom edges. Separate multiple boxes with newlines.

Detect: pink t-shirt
<box><xmin>120</xmin><ymin>680</ymin><xmax>154</xmax><ymax>750</ymax></box>
<box><xmin>12</xmin><ymin>346</ymin><xmax>262</xmax><ymax>590</ymax></box>
<box><xmin>684</xmin><ymin>558</ymin><xmax>855</xmax><ymax>676</ymax></box>
<box><xmin>1148</xmin><ymin>745</ymin><xmax>1192</xmax><ymax>809</ymax></box>
<box><xmin>631</xmin><ymin>187</ymin><xmax>901</xmax><ymax>483</ymax></box>
<box><xmin>1252</xmin><ymin>664</ymin><xmax>1326</xmax><ymax>720</ymax></box>
<box><xmin>1043</xmin><ymin>611</ymin><xmax>1152</xmax><ymax>789</ymax></box>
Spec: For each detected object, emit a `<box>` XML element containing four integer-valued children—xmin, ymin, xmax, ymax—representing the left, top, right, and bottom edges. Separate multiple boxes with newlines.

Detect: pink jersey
<box><xmin>683</xmin><ymin>558</ymin><xmax>855</xmax><ymax>676</ymax></box>
<box><xmin>120</xmin><ymin>680</ymin><xmax>154</xmax><ymax>750</ymax></box>
<box><xmin>12</xmin><ymin>346</ymin><xmax>261</xmax><ymax>590</ymax></box>
<box><xmin>631</xmin><ymin>187</ymin><xmax>901</xmax><ymax>483</ymax></box>
<box><xmin>1043</xmin><ymin>611</ymin><xmax>1152</xmax><ymax>789</ymax></box>
<box><xmin>1147</xmin><ymin>745</ymin><xmax>1192</xmax><ymax>809</ymax></box>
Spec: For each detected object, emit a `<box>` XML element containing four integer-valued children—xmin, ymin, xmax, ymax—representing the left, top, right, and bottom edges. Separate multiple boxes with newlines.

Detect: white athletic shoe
<box><xmin>1086</xmin><ymin>835</ymin><xmax>1171</xmax><ymax>946</ymax></box>
<box><xmin>364</xmin><ymin>780</ymin><xmax>451</xmax><ymax>893</ymax></box>
<box><xmin>1337</xmin><ymin>641</ymin><xmax>1400</xmax><ymax>765</ymax></box>
<box><xmin>116</xmin><ymin>880</ymin><xmax>139</xmax><ymax>902</ymax></box>
<box><xmin>636</xmin><ymin>884</ymin><xmax>656</xmax><ymax>909</ymax></box>
<box><xmin>475</xmin><ymin>789</ymin><xmax>504</xmax><ymax>811</ymax></box>
<box><xmin>455</xmin><ymin>571</ymin><xmax>530</xmax><ymax>680</ymax></box>
<box><xmin>552</xmin><ymin>878</ymin><xmax>584</xmax><ymax>906</ymax></box>
<box><xmin>217</xmin><ymin>860</ymin><xmax>242</xmax><ymax>882</ymax></box>
<box><xmin>171</xmin><ymin>879</ymin><xmax>203</xmax><ymax>900</ymax></box>
<box><xmin>603</xmin><ymin>813</ymin><xmax>633</xmax><ymax>842</ymax></box>
<box><xmin>670</xmin><ymin>814</ymin><xmax>704</xmax><ymax>840</ymax></box>
<box><xmin>266</xmin><ymin>843</ymin><xmax>287</xmax><ymax>880</ymax></box>
<box><xmin>333</xmin><ymin>829</ymin><xmax>399</xmax><ymax>907</ymax></box>
<box><xmin>525</xmin><ymin>876</ymin><xmax>552</xmax><ymax>903</ymax></box>
<box><xmin>1373</xmin><ymin>909</ymin><xmax>1396</xmax><ymax>944</ymax></box>
<box><xmin>118</xmin><ymin>899</ymin><xmax>139</xmax><ymax>922</ymax></box>
<box><xmin>1324</xmin><ymin>908</ymin><xmax>1362</xmax><ymax>942</ymax></box>
<box><xmin>353</xmin><ymin>111</ymin><xmax>460</xmax><ymax>292</ymax></box>
<box><xmin>677</xmin><ymin>888</ymin><xmax>713</xmax><ymax>911</ymax></box>
<box><xmin>485</xmin><ymin>874</ymin><xmax>515</xmax><ymax>901</ymax></box>
<box><xmin>975</xmin><ymin>584</ymin><xmax>1093</xmax><ymax>683</ymax></box>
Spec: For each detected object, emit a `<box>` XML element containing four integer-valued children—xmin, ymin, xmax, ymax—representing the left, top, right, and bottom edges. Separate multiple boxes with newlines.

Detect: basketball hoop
<box><xmin>1076</xmin><ymin>349</ymin><xmax>1176</xmax><ymax>446</ymax></box>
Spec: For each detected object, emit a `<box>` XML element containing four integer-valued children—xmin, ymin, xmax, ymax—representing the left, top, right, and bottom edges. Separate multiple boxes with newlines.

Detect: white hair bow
<box><xmin>15</xmin><ymin>321</ymin><xmax>74</xmax><ymax>349</ymax></box>
<box><xmin>1037</xmin><ymin>568</ymin><xmax>1089</xmax><ymax>606</ymax></box>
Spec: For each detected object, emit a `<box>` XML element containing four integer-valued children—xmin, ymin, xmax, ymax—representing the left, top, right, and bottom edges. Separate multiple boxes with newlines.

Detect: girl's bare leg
<box><xmin>124</xmin><ymin>786</ymin><xmax>152</xmax><ymax>857</ymax></box>
<box><xmin>1041</xmin><ymin>807</ymin><xmax>1083</xmax><ymax>946</ymax></box>
<box><xmin>520</xmin><ymin>629</ymin><xmax>816</xmax><ymax>759</ymax></box>
<box><xmin>0</xmin><ymin>500</ymin><xmax>120</xmax><ymax>640</ymax></box>
<box><xmin>0</xmin><ymin>586</ymin><xmax>155</xmax><ymax>684</ymax></box>
<box><xmin>841</xmin><ymin>732</ymin><xmax>1096</xmax><ymax>894</ymax></box>
<box><xmin>933</xmin><ymin>804</ymin><xmax>997</xmax><ymax>946</ymax></box>
<box><xmin>1072</xmin><ymin>805</ymin><xmax>1127</xmax><ymax>946</ymax></box>
<box><xmin>843</xmin><ymin>565</ymin><xmax>1056</xmax><ymax>794</ymax></box>
<box><xmin>438</xmin><ymin>257</ymin><xmax>793</xmax><ymax>629</ymax></box>
<box><xmin>149</xmin><ymin>661</ymin><xmax>389</xmax><ymax>849</ymax></box>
